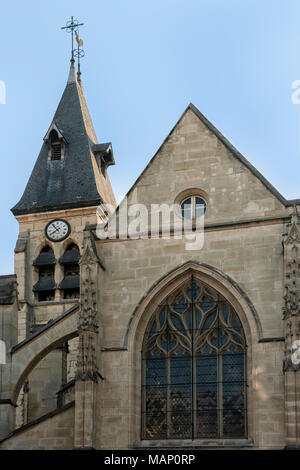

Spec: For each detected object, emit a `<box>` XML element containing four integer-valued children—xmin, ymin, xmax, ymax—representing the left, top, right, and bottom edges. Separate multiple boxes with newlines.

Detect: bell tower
<box><xmin>12</xmin><ymin>24</ymin><xmax>115</xmax><ymax>327</ymax></box>
<box><xmin>10</xmin><ymin>20</ymin><xmax>116</xmax><ymax>422</ymax></box>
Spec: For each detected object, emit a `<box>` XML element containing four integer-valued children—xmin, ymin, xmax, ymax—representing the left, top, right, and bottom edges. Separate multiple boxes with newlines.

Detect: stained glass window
<box><xmin>142</xmin><ymin>278</ymin><xmax>247</xmax><ymax>440</ymax></box>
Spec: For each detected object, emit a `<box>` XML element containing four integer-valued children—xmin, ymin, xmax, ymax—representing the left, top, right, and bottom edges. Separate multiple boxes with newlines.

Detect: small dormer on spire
<box><xmin>44</xmin><ymin>123</ymin><xmax>68</xmax><ymax>161</ymax></box>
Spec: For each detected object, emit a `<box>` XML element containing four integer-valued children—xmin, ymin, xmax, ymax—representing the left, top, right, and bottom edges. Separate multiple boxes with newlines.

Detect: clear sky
<box><xmin>1</xmin><ymin>0</ymin><xmax>300</xmax><ymax>274</ymax></box>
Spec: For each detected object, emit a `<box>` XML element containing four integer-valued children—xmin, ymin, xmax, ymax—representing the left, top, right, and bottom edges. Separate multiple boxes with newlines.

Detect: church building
<box><xmin>0</xmin><ymin>28</ymin><xmax>300</xmax><ymax>450</ymax></box>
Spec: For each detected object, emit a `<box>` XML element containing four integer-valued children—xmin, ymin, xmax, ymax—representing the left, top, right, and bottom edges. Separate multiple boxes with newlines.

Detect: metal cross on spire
<box><xmin>61</xmin><ymin>16</ymin><xmax>84</xmax><ymax>63</ymax></box>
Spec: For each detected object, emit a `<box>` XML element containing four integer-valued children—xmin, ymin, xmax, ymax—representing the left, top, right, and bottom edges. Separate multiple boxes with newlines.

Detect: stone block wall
<box><xmin>92</xmin><ymin>107</ymin><xmax>290</xmax><ymax>449</ymax></box>
<box><xmin>1</xmin><ymin>403</ymin><xmax>75</xmax><ymax>450</ymax></box>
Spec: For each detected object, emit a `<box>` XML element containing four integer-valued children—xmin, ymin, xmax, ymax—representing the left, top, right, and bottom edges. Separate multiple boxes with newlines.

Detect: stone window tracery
<box><xmin>142</xmin><ymin>277</ymin><xmax>247</xmax><ymax>440</ymax></box>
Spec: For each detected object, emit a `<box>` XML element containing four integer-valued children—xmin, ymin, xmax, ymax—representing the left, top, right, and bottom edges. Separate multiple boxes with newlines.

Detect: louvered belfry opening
<box><xmin>142</xmin><ymin>277</ymin><xmax>247</xmax><ymax>441</ymax></box>
<box><xmin>33</xmin><ymin>245</ymin><xmax>56</xmax><ymax>302</ymax></box>
<box><xmin>59</xmin><ymin>243</ymin><xmax>80</xmax><ymax>300</ymax></box>
<box><xmin>49</xmin><ymin>129</ymin><xmax>62</xmax><ymax>161</ymax></box>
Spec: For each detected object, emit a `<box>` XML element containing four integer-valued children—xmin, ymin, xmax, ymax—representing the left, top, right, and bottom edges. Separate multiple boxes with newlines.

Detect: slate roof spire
<box><xmin>68</xmin><ymin>58</ymin><xmax>77</xmax><ymax>83</ymax></box>
<box><xmin>12</xmin><ymin>60</ymin><xmax>116</xmax><ymax>216</ymax></box>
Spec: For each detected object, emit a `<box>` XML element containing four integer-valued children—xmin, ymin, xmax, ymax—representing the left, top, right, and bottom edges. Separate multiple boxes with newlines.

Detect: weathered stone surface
<box><xmin>1</xmin><ymin>99</ymin><xmax>298</xmax><ymax>450</ymax></box>
<box><xmin>0</xmin><ymin>404</ymin><xmax>74</xmax><ymax>450</ymax></box>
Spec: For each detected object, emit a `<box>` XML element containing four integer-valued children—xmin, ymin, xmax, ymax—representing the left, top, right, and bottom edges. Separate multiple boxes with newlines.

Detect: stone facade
<box><xmin>1</xmin><ymin>403</ymin><xmax>75</xmax><ymax>450</ymax></box>
<box><xmin>0</xmin><ymin>64</ymin><xmax>299</xmax><ymax>450</ymax></box>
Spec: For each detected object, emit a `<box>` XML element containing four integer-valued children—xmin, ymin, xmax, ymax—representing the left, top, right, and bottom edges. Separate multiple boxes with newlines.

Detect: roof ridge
<box><xmin>187</xmin><ymin>103</ymin><xmax>288</xmax><ymax>206</ymax></box>
<box><xmin>67</xmin><ymin>60</ymin><xmax>77</xmax><ymax>84</ymax></box>
<box><xmin>112</xmin><ymin>102</ymin><xmax>290</xmax><ymax>212</ymax></box>
<box><xmin>76</xmin><ymin>79</ymin><xmax>98</xmax><ymax>143</ymax></box>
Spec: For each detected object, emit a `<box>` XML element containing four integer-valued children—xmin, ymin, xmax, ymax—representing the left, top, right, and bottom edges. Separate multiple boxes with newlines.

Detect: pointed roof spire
<box><xmin>11</xmin><ymin>60</ymin><xmax>116</xmax><ymax>216</ymax></box>
<box><xmin>11</xmin><ymin>19</ymin><xmax>116</xmax><ymax>216</ymax></box>
<box><xmin>68</xmin><ymin>59</ymin><xmax>77</xmax><ymax>84</ymax></box>
<box><xmin>77</xmin><ymin>63</ymin><xmax>82</xmax><ymax>84</ymax></box>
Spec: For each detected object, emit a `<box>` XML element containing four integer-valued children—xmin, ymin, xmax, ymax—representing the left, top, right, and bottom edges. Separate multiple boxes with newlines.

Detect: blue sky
<box><xmin>1</xmin><ymin>0</ymin><xmax>300</xmax><ymax>274</ymax></box>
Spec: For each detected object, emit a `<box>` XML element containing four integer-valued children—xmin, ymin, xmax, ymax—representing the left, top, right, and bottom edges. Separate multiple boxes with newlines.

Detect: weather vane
<box><xmin>61</xmin><ymin>16</ymin><xmax>85</xmax><ymax>79</ymax></box>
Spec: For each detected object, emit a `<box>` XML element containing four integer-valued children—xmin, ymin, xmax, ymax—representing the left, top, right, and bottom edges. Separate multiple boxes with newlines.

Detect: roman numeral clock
<box><xmin>45</xmin><ymin>219</ymin><xmax>71</xmax><ymax>242</ymax></box>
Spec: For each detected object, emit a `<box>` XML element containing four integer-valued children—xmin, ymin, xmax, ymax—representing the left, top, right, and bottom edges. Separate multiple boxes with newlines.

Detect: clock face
<box><xmin>45</xmin><ymin>219</ymin><xmax>71</xmax><ymax>242</ymax></box>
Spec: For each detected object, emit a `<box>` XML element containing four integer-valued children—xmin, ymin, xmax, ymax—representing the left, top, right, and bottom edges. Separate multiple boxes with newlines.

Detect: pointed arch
<box><xmin>43</xmin><ymin>122</ymin><xmax>67</xmax><ymax>162</ymax></box>
<box><xmin>126</xmin><ymin>261</ymin><xmax>259</xmax><ymax>444</ymax></box>
<box><xmin>32</xmin><ymin>243</ymin><xmax>54</xmax><ymax>260</ymax></box>
<box><xmin>57</xmin><ymin>236</ymin><xmax>81</xmax><ymax>259</ymax></box>
<box><xmin>125</xmin><ymin>261</ymin><xmax>262</xmax><ymax>351</ymax></box>
<box><xmin>33</xmin><ymin>245</ymin><xmax>56</xmax><ymax>302</ymax></box>
<box><xmin>49</xmin><ymin>129</ymin><xmax>59</xmax><ymax>143</ymax></box>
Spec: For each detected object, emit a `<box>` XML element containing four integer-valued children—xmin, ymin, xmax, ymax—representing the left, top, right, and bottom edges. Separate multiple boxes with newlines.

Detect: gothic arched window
<box><xmin>142</xmin><ymin>277</ymin><xmax>247</xmax><ymax>440</ymax></box>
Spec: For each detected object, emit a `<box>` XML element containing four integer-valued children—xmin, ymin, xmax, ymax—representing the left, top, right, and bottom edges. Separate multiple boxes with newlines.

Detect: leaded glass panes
<box><xmin>142</xmin><ymin>278</ymin><xmax>247</xmax><ymax>440</ymax></box>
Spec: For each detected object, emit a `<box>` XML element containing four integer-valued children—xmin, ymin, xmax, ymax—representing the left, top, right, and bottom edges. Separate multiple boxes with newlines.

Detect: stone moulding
<box><xmin>132</xmin><ymin>438</ymin><xmax>254</xmax><ymax>449</ymax></box>
<box><xmin>124</xmin><ymin>260</ymin><xmax>262</xmax><ymax>348</ymax></box>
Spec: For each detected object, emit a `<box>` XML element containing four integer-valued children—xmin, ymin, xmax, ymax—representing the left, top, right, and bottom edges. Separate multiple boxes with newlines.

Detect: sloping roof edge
<box><xmin>188</xmin><ymin>103</ymin><xmax>289</xmax><ymax>207</ymax></box>
<box><xmin>11</xmin><ymin>198</ymin><xmax>101</xmax><ymax>217</ymax></box>
<box><xmin>114</xmin><ymin>103</ymin><xmax>298</xmax><ymax>213</ymax></box>
<box><xmin>10</xmin><ymin>62</ymin><xmax>105</xmax><ymax>217</ymax></box>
